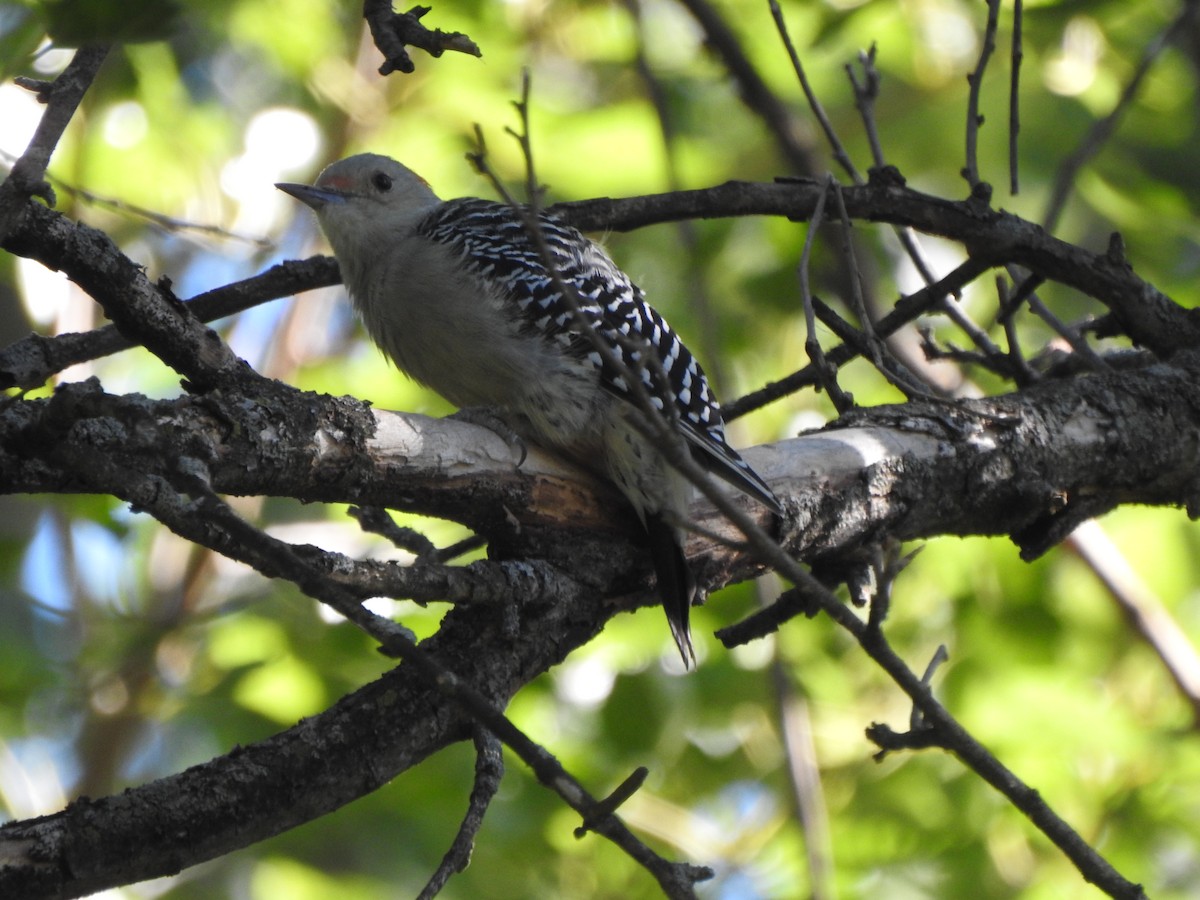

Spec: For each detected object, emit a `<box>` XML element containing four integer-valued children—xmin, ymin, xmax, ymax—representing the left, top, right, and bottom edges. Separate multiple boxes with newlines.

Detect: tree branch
<box><xmin>0</xmin><ymin>45</ymin><xmax>110</xmax><ymax>218</ymax></box>
<box><xmin>1</xmin><ymin>334</ymin><xmax>1196</xmax><ymax>895</ymax></box>
<box><xmin>1</xmin><ymin>199</ymin><xmax>251</xmax><ymax>389</ymax></box>
<box><xmin>548</xmin><ymin>178</ymin><xmax>1200</xmax><ymax>358</ymax></box>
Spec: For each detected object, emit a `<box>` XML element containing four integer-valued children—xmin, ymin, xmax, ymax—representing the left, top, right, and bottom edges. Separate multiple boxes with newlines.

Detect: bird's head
<box><xmin>277</xmin><ymin>153</ymin><xmax>441</xmax><ymax>255</ymax></box>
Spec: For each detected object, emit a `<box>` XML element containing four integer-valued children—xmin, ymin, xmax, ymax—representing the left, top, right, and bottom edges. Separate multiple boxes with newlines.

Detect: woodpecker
<box><xmin>277</xmin><ymin>154</ymin><xmax>780</xmax><ymax>665</ymax></box>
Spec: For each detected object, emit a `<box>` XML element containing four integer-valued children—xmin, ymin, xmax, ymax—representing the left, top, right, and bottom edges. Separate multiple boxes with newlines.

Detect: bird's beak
<box><xmin>275</xmin><ymin>182</ymin><xmax>347</xmax><ymax>210</ymax></box>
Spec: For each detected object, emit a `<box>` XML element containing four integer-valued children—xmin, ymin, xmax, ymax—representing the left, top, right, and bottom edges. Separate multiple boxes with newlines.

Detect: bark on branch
<box><xmin>0</xmin><ymin>346</ymin><xmax>1196</xmax><ymax>897</ymax></box>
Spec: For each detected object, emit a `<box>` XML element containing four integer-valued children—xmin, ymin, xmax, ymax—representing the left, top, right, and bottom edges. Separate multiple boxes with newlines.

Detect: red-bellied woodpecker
<box><xmin>277</xmin><ymin>154</ymin><xmax>780</xmax><ymax>665</ymax></box>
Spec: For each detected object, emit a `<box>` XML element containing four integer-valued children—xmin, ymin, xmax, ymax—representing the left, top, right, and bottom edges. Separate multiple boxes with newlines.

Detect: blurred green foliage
<box><xmin>2</xmin><ymin>1</ymin><xmax>1199</xmax><ymax>898</ymax></box>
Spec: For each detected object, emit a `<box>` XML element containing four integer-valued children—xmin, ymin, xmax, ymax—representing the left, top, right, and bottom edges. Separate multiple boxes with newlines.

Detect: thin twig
<box><xmin>843</xmin><ymin>612</ymin><xmax>1146</xmax><ymax>898</ymax></box>
<box><xmin>417</xmin><ymin>730</ymin><xmax>504</xmax><ymax>899</ymax></box>
<box><xmin>936</xmin><ymin>290</ymin><xmax>1004</xmax><ymax>362</ymax></box>
<box><xmin>909</xmin><ymin>644</ymin><xmax>949</xmax><ymax>730</ymax></box>
<box><xmin>918</xmin><ymin>331</ymin><xmax>1013</xmax><ymax>379</ymax></box>
<box><xmin>1009</xmin><ymin>0</ymin><xmax>1024</xmax><ymax>194</ymax></box>
<box><xmin>767</xmin><ymin>0</ymin><xmax>859</xmax><ymax>181</ymax></box>
<box><xmin>1026</xmin><ymin>291</ymin><xmax>1111</xmax><ymax>371</ymax></box>
<box><xmin>20</xmin><ymin>154</ymin><xmax>271</xmax><ymax>247</ymax></box>
<box><xmin>505</xmin><ymin>69</ymin><xmax>544</xmax><ymax>209</ymax></box>
<box><xmin>576</xmin><ymin>767</ymin><xmax>650</xmax><ymax>837</ymax></box>
<box><xmin>962</xmin><ymin>0</ymin><xmax>1002</xmax><ymax>191</ymax></box>
<box><xmin>846</xmin><ymin>55</ymin><xmax>941</xmax><ymax>292</ymax></box>
<box><xmin>846</xmin><ymin>45</ymin><xmax>884</xmax><ymax>168</ymax></box>
<box><xmin>830</xmin><ymin>182</ymin><xmax>880</xmax><ymax>360</ymax></box>
<box><xmin>767</xmin><ymin>635</ymin><xmax>835</xmax><ymax>900</ymax></box>
<box><xmin>996</xmin><ymin>270</ymin><xmax>1044</xmax><ymax>321</ymax></box>
<box><xmin>725</xmin><ymin>256</ymin><xmax>993</xmax><ymax>420</ymax></box>
<box><xmin>1067</xmin><ymin>521</ymin><xmax>1200</xmax><ymax>727</ymax></box>
<box><xmin>0</xmin><ymin>45</ymin><xmax>110</xmax><ymax>229</ymax></box>
<box><xmin>673</xmin><ymin>0</ymin><xmax>818</xmax><ymax>175</ymax></box>
<box><xmin>714</xmin><ymin>488</ymin><xmax>1146</xmax><ymax>898</ymax></box>
<box><xmin>995</xmin><ymin>275</ymin><xmax>1038</xmax><ymax>385</ymax></box>
<box><xmin>812</xmin><ymin>299</ymin><xmax>940</xmax><ymax>402</ymax></box>
<box><xmin>430</xmin><ymin>535</ymin><xmax>489</xmax><ymax>564</ymax></box>
<box><xmin>797</xmin><ymin>177</ymin><xmax>852</xmax><ymax>410</ymax></box>
<box><xmin>349</xmin><ymin>505</ymin><xmax>438</xmax><ymax>557</ymax></box>
<box><xmin>1043</xmin><ymin>4</ymin><xmax>1198</xmax><ymax>232</ymax></box>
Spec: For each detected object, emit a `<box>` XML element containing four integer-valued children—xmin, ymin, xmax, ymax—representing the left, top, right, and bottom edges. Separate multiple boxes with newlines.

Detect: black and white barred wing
<box><xmin>419</xmin><ymin>199</ymin><xmax>781</xmax><ymax>513</ymax></box>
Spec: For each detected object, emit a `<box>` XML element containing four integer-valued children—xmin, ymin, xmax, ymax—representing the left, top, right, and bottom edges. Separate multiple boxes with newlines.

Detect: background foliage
<box><xmin>1</xmin><ymin>0</ymin><xmax>1198</xmax><ymax>897</ymax></box>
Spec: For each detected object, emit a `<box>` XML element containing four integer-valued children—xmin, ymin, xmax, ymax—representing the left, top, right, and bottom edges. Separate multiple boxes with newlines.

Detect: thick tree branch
<box><xmin>548</xmin><ymin>179</ymin><xmax>1200</xmax><ymax>357</ymax></box>
<box><xmin>0</xmin><ymin>345</ymin><xmax>1196</xmax><ymax>895</ymax></box>
<box><xmin>4</xmin><ymin>347</ymin><xmax>1199</xmax><ymax>581</ymax></box>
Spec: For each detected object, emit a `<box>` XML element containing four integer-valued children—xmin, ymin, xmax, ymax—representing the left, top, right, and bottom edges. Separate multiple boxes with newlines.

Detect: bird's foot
<box><xmin>449</xmin><ymin>406</ymin><xmax>528</xmax><ymax>467</ymax></box>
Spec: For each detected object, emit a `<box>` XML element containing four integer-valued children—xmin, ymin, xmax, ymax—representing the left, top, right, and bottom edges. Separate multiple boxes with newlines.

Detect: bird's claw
<box><xmin>449</xmin><ymin>406</ymin><xmax>528</xmax><ymax>467</ymax></box>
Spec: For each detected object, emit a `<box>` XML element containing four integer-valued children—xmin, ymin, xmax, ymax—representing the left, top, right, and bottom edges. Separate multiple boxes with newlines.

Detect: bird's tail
<box><xmin>645</xmin><ymin>512</ymin><xmax>698</xmax><ymax>667</ymax></box>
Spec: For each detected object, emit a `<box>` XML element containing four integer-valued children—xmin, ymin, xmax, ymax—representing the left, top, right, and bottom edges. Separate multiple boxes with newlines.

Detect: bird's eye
<box><xmin>371</xmin><ymin>172</ymin><xmax>393</xmax><ymax>192</ymax></box>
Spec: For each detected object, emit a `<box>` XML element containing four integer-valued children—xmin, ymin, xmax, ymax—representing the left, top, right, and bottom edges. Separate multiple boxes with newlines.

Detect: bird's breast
<box><xmin>349</xmin><ymin>244</ymin><xmax>605</xmax><ymax>452</ymax></box>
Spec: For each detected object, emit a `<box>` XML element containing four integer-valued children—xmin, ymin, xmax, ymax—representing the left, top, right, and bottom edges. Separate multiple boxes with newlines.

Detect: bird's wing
<box><xmin>419</xmin><ymin>199</ymin><xmax>780</xmax><ymax>512</ymax></box>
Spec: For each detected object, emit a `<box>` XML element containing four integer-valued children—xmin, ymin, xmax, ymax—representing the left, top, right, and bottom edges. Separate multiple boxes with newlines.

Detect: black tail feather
<box><xmin>645</xmin><ymin>513</ymin><xmax>697</xmax><ymax>667</ymax></box>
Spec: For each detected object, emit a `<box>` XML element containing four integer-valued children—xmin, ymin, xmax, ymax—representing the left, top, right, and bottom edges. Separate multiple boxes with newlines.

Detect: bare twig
<box><xmin>845</xmin><ymin>612</ymin><xmax>1146</xmax><ymax>899</ymax></box>
<box><xmin>575</xmin><ymin>767</ymin><xmax>649</xmax><ymax>837</ymax></box>
<box><xmin>0</xmin><ymin>45</ymin><xmax>110</xmax><ymax>228</ymax></box>
<box><xmin>813</xmin><ymin>299</ymin><xmax>940</xmax><ymax>402</ymax></box>
<box><xmin>797</xmin><ymin>177</ymin><xmax>852</xmax><ymax>410</ymax></box>
<box><xmin>846</xmin><ymin>45</ymin><xmax>885</xmax><ymax>168</ymax></box>
<box><xmin>1068</xmin><ymin>521</ymin><xmax>1200</xmax><ymax>727</ymax></box>
<box><xmin>829</xmin><ymin>182</ymin><xmax>876</xmax><ymax>357</ymax></box>
<box><xmin>1043</xmin><ymin>4</ymin><xmax>1198</xmax><ymax>231</ymax></box>
<box><xmin>767</xmin><ymin>0</ymin><xmax>859</xmax><ymax>181</ymax></box>
<box><xmin>674</xmin><ymin>0</ymin><xmax>818</xmax><ymax>174</ymax></box>
<box><xmin>350</xmin><ymin>505</ymin><xmax>438</xmax><ymax>557</ymax></box>
<box><xmin>909</xmin><ymin>644</ymin><xmax>949</xmax><ymax>731</ymax></box>
<box><xmin>935</xmin><ymin>289</ymin><xmax>1005</xmax><ymax>365</ymax></box>
<box><xmin>962</xmin><ymin>0</ymin><xmax>1002</xmax><ymax>191</ymax></box>
<box><xmin>1026</xmin><ymin>290</ymin><xmax>1111</xmax><ymax>371</ymax></box>
<box><xmin>769</xmin><ymin>644</ymin><xmax>835</xmax><ymax>900</ymax></box>
<box><xmin>828</xmin><ymin>180</ymin><xmax>946</xmax><ymax>402</ymax></box>
<box><xmin>417</xmin><ymin>730</ymin><xmax>504</xmax><ymax>900</ymax></box>
<box><xmin>995</xmin><ymin>275</ymin><xmax>1038</xmax><ymax>385</ymax></box>
<box><xmin>713</xmin><ymin>505</ymin><xmax>1149</xmax><ymax>899</ymax></box>
<box><xmin>349</xmin><ymin>506</ymin><xmax>487</xmax><ymax>565</ymax></box>
<box><xmin>1009</xmin><ymin>0</ymin><xmax>1024</xmax><ymax>194</ymax></box>
<box><xmin>846</xmin><ymin>55</ymin><xmax>941</xmax><ymax>293</ymax></box>
<box><xmin>0</xmin><ymin>257</ymin><xmax>340</xmax><ymax>390</ymax></box>
<box><xmin>0</xmin><ymin>151</ymin><xmax>271</xmax><ymax>247</ymax></box>
<box><xmin>725</xmin><ymin>256</ymin><xmax>992</xmax><ymax>419</ymax></box>
<box><xmin>996</xmin><ymin>270</ymin><xmax>1045</xmax><ymax>321</ymax></box>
